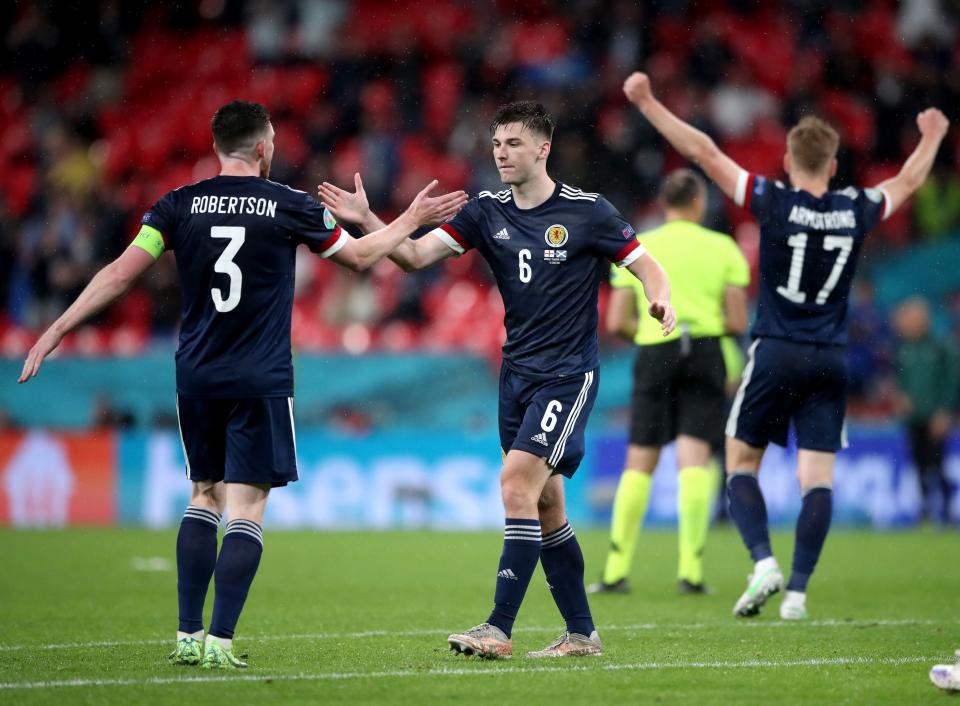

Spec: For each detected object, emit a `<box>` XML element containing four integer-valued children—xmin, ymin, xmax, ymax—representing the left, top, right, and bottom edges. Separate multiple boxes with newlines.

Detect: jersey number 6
<box><xmin>519</xmin><ymin>248</ymin><xmax>532</xmax><ymax>283</ymax></box>
<box><xmin>211</xmin><ymin>226</ymin><xmax>245</xmax><ymax>313</ymax></box>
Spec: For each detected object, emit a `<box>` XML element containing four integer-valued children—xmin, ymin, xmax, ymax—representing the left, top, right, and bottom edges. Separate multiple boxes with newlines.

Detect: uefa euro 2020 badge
<box><xmin>323</xmin><ymin>207</ymin><xmax>338</xmax><ymax>229</ymax></box>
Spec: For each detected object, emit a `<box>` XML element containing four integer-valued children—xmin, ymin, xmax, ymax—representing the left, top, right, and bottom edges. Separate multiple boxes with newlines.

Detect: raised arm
<box><xmin>19</xmin><ymin>244</ymin><xmax>158</xmax><ymax>382</ymax></box>
<box><xmin>625</xmin><ymin>251</ymin><xmax>676</xmax><ymax>336</ymax></box>
<box><xmin>623</xmin><ymin>72</ymin><xmax>744</xmax><ymax>202</ymax></box>
<box><xmin>318</xmin><ymin>173</ymin><xmax>460</xmax><ymax>272</ymax></box>
<box><xmin>876</xmin><ymin>109</ymin><xmax>949</xmax><ymax>218</ymax></box>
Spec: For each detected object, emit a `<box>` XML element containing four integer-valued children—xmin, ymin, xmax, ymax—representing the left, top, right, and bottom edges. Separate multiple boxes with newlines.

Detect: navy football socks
<box><xmin>176</xmin><ymin>506</ymin><xmax>220</xmax><ymax>634</ymax></box>
<box><xmin>209</xmin><ymin>519</ymin><xmax>264</xmax><ymax>640</ymax></box>
<box><xmin>540</xmin><ymin>522</ymin><xmax>595</xmax><ymax>637</ymax></box>
<box><xmin>788</xmin><ymin>487</ymin><xmax>833</xmax><ymax>592</ymax></box>
<box><xmin>487</xmin><ymin>518</ymin><xmax>541</xmax><ymax>638</ymax></box>
<box><xmin>727</xmin><ymin>472</ymin><xmax>773</xmax><ymax>561</ymax></box>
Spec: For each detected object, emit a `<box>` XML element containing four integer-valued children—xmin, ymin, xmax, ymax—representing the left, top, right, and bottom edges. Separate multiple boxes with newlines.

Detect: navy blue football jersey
<box><xmin>734</xmin><ymin>172</ymin><xmax>890</xmax><ymax>345</ymax></box>
<box><xmin>434</xmin><ymin>182</ymin><xmax>645</xmax><ymax>379</ymax></box>
<box><xmin>140</xmin><ymin>175</ymin><xmax>345</xmax><ymax>397</ymax></box>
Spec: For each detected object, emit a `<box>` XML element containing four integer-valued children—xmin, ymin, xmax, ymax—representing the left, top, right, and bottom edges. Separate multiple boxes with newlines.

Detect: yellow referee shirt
<box><xmin>611</xmin><ymin>220</ymin><xmax>750</xmax><ymax>346</ymax></box>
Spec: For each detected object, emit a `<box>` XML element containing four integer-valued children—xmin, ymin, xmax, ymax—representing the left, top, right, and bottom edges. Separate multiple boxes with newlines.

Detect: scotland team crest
<box><xmin>544</xmin><ymin>224</ymin><xmax>569</xmax><ymax>247</ymax></box>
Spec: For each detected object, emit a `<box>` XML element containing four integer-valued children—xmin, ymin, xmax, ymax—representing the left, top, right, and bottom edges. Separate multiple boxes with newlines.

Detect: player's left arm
<box><xmin>18</xmin><ymin>243</ymin><xmax>158</xmax><ymax>383</ymax></box>
<box><xmin>623</xmin><ymin>71</ymin><xmax>744</xmax><ymax>202</ymax></box>
<box><xmin>625</xmin><ymin>252</ymin><xmax>676</xmax><ymax>336</ymax></box>
<box><xmin>875</xmin><ymin>108</ymin><xmax>949</xmax><ymax>219</ymax></box>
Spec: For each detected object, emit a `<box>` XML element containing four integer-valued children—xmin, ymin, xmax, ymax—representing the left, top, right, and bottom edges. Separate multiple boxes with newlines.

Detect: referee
<box><xmin>590</xmin><ymin>169</ymin><xmax>749</xmax><ymax>595</ymax></box>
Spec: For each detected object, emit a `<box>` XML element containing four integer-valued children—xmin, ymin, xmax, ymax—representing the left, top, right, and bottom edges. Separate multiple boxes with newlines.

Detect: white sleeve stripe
<box><xmin>879</xmin><ymin>187</ymin><xmax>892</xmax><ymax>221</ymax></box>
<box><xmin>319</xmin><ymin>229</ymin><xmax>348</xmax><ymax>259</ymax></box>
<box><xmin>617</xmin><ymin>243</ymin><xmax>646</xmax><ymax>268</ymax></box>
<box><xmin>734</xmin><ymin>169</ymin><xmax>749</xmax><ymax>207</ymax></box>
<box><xmin>429</xmin><ymin>228</ymin><xmax>464</xmax><ymax>254</ymax></box>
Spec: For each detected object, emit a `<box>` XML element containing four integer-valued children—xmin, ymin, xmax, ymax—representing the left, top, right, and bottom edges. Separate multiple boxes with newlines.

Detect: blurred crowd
<box><xmin>2</xmin><ymin>0</ymin><xmax>960</xmax><ymax>417</ymax></box>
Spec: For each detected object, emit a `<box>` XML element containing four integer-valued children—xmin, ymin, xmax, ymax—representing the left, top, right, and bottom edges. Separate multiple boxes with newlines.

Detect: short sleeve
<box><xmin>734</xmin><ymin>171</ymin><xmax>778</xmax><ymax>226</ymax></box>
<box><xmin>856</xmin><ymin>186</ymin><xmax>891</xmax><ymax>233</ymax></box>
<box><xmin>591</xmin><ymin>197</ymin><xmax>646</xmax><ymax>268</ymax></box>
<box><xmin>431</xmin><ymin>197</ymin><xmax>481</xmax><ymax>255</ymax></box>
<box><xmin>290</xmin><ymin>192</ymin><xmax>347</xmax><ymax>258</ymax></box>
<box><xmin>140</xmin><ymin>191</ymin><xmax>178</xmax><ymax>250</ymax></box>
<box><xmin>724</xmin><ymin>238</ymin><xmax>751</xmax><ymax>287</ymax></box>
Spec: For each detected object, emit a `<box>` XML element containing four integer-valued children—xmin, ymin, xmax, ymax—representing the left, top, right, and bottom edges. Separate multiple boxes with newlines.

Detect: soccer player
<box><xmin>18</xmin><ymin>100</ymin><xmax>467</xmax><ymax>668</ymax></box>
<box><xmin>623</xmin><ymin>70</ymin><xmax>949</xmax><ymax>619</ymax></box>
<box><xmin>589</xmin><ymin>168</ymin><xmax>749</xmax><ymax>596</ymax></box>
<box><xmin>318</xmin><ymin>101</ymin><xmax>676</xmax><ymax>658</ymax></box>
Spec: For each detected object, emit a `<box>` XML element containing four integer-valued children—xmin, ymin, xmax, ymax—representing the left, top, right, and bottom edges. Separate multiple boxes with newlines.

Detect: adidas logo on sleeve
<box><xmin>530</xmin><ymin>432</ymin><xmax>549</xmax><ymax>446</ymax></box>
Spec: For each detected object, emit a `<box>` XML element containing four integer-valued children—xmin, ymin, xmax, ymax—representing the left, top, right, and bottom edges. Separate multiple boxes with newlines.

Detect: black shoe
<box><xmin>587</xmin><ymin>577</ymin><xmax>630</xmax><ymax>594</ymax></box>
<box><xmin>677</xmin><ymin>579</ymin><xmax>713</xmax><ymax>595</ymax></box>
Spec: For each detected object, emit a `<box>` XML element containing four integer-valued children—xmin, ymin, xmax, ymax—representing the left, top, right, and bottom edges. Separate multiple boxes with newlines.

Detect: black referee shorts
<box><xmin>628</xmin><ymin>336</ymin><xmax>727</xmax><ymax>448</ymax></box>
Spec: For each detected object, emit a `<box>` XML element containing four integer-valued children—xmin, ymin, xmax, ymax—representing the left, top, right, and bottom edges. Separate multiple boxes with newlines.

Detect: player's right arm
<box><xmin>18</xmin><ymin>241</ymin><xmax>158</xmax><ymax>382</ymax></box>
<box><xmin>322</xmin><ymin>180</ymin><xmax>467</xmax><ymax>272</ymax></box>
<box><xmin>318</xmin><ymin>174</ymin><xmax>461</xmax><ymax>272</ymax></box>
<box><xmin>875</xmin><ymin>108</ymin><xmax>949</xmax><ymax>218</ymax></box>
<box><xmin>623</xmin><ymin>71</ymin><xmax>744</xmax><ymax>202</ymax></box>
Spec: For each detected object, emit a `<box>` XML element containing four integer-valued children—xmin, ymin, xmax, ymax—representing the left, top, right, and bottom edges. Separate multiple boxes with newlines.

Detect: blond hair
<box><xmin>787</xmin><ymin>116</ymin><xmax>839</xmax><ymax>176</ymax></box>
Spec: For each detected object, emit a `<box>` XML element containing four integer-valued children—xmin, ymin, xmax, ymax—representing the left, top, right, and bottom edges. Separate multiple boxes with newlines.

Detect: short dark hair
<box><xmin>211</xmin><ymin>101</ymin><xmax>271</xmax><ymax>155</ymax></box>
<box><xmin>660</xmin><ymin>169</ymin><xmax>706</xmax><ymax>208</ymax></box>
<box><xmin>490</xmin><ymin>101</ymin><xmax>555</xmax><ymax>140</ymax></box>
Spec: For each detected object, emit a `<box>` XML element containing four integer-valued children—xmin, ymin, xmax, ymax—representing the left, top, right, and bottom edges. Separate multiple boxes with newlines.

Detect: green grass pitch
<box><xmin>0</xmin><ymin>526</ymin><xmax>957</xmax><ymax>705</ymax></box>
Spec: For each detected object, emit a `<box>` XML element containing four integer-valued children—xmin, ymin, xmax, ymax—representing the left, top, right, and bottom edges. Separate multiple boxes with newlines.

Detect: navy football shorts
<box><xmin>499</xmin><ymin>365</ymin><xmax>599</xmax><ymax>478</ymax></box>
<box><xmin>176</xmin><ymin>396</ymin><xmax>299</xmax><ymax>487</ymax></box>
<box><xmin>725</xmin><ymin>338</ymin><xmax>848</xmax><ymax>453</ymax></box>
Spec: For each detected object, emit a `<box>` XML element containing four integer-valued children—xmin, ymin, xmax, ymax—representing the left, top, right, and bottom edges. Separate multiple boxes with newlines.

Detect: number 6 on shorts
<box><xmin>541</xmin><ymin>400</ymin><xmax>563</xmax><ymax>432</ymax></box>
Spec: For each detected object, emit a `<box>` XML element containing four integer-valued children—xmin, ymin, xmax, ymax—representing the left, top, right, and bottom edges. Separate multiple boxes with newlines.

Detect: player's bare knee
<box><xmin>191</xmin><ymin>480</ymin><xmax>225</xmax><ymax>514</ymax></box>
<box><xmin>725</xmin><ymin>436</ymin><xmax>763</xmax><ymax>473</ymax></box>
<box><xmin>625</xmin><ymin>445</ymin><xmax>658</xmax><ymax>474</ymax></box>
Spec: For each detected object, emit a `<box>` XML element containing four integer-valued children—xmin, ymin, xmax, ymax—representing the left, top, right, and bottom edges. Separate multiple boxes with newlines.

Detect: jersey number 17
<box><xmin>777</xmin><ymin>233</ymin><xmax>853</xmax><ymax>305</ymax></box>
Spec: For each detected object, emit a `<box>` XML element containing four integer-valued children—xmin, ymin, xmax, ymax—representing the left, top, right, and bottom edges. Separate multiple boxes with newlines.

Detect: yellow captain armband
<box><xmin>131</xmin><ymin>224</ymin><xmax>167</xmax><ymax>259</ymax></box>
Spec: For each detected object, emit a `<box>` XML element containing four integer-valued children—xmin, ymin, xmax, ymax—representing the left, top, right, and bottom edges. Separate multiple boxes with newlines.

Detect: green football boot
<box><xmin>200</xmin><ymin>636</ymin><xmax>248</xmax><ymax>669</ymax></box>
<box><xmin>168</xmin><ymin>635</ymin><xmax>203</xmax><ymax>666</ymax></box>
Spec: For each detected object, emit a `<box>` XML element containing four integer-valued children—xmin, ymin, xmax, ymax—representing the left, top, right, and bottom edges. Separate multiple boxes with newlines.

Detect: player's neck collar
<box><xmin>510</xmin><ymin>180</ymin><xmax>560</xmax><ymax>212</ymax></box>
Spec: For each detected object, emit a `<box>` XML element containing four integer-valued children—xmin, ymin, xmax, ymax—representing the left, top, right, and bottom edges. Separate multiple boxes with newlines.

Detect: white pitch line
<box><xmin>0</xmin><ymin>655</ymin><xmax>941</xmax><ymax>691</ymax></box>
<box><xmin>0</xmin><ymin>618</ymin><xmax>952</xmax><ymax>653</ymax></box>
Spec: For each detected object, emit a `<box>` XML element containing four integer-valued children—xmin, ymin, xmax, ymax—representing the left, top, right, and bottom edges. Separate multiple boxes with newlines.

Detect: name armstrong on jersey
<box><xmin>786</xmin><ymin>205</ymin><xmax>857</xmax><ymax>230</ymax></box>
<box><xmin>190</xmin><ymin>195</ymin><xmax>278</xmax><ymax>218</ymax></box>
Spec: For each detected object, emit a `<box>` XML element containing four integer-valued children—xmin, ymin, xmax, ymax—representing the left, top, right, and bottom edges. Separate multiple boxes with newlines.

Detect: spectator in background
<box><xmin>892</xmin><ymin>297</ymin><xmax>958</xmax><ymax>525</ymax></box>
<box><xmin>848</xmin><ymin>279</ymin><xmax>894</xmax><ymax>403</ymax></box>
<box><xmin>913</xmin><ymin>163</ymin><xmax>960</xmax><ymax>239</ymax></box>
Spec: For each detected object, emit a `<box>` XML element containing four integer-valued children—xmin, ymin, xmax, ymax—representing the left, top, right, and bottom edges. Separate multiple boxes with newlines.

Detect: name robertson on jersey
<box><xmin>191</xmin><ymin>195</ymin><xmax>278</xmax><ymax>218</ymax></box>
<box><xmin>787</xmin><ymin>205</ymin><xmax>856</xmax><ymax>230</ymax></box>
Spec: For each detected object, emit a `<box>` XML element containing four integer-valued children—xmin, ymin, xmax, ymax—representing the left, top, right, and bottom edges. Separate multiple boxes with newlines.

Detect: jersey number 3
<box><xmin>211</xmin><ymin>226</ymin><xmax>245</xmax><ymax>313</ymax></box>
<box><xmin>777</xmin><ymin>233</ymin><xmax>853</xmax><ymax>305</ymax></box>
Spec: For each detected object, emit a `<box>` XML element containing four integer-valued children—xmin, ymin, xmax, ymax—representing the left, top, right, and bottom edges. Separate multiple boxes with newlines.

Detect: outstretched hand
<box><xmin>317</xmin><ymin>172</ymin><xmax>371</xmax><ymax>225</ymax></box>
<box><xmin>648</xmin><ymin>300</ymin><xmax>676</xmax><ymax>337</ymax></box>
<box><xmin>18</xmin><ymin>329</ymin><xmax>62</xmax><ymax>383</ymax></box>
<box><xmin>405</xmin><ymin>180</ymin><xmax>469</xmax><ymax>227</ymax></box>
<box><xmin>623</xmin><ymin>72</ymin><xmax>654</xmax><ymax>108</ymax></box>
